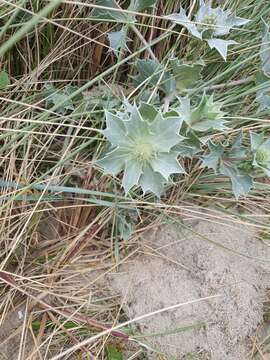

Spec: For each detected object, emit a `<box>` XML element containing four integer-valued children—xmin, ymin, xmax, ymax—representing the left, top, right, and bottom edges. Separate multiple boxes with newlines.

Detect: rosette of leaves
<box><xmin>97</xmin><ymin>103</ymin><xmax>185</xmax><ymax>196</ymax></box>
<box><xmin>250</xmin><ymin>132</ymin><xmax>270</xmax><ymax>176</ymax></box>
<box><xmin>165</xmin><ymin>0</ymin><xmax>249</xmax><ymax>60</ymax></box>
<box><xmin>201</xmin><ymin>132</ymin><xmax>253</xmax><ymax>199</ymax></box>
<box><xmin>177</xmin><ymin>94</ymin><xmax>227</xmax><ymax>133</ymax></box>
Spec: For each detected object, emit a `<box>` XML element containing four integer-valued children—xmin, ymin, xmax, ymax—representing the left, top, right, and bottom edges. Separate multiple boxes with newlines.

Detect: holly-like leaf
<box><xmin>227</xmin><ymin>131</ymin><xmax>246</xmax><ymax>158</ymax></box>
<box><xmin>174</xmin><ymin>131</ymin><xmax>202</xmax><ymax>157</ymax></box>
<box><xmin>179</xmin><ymin>94</ymin><xmax>227</xmax><ymax>132</ymax></box>
<box><xmin>261</xmin><ymin>19</ymin><xmax>270</xmax><ymax>77</ymax></box>
<box><xmin>139</xmin><ymin>164</ymin><xmax>166</xmax><ymax>197</ymax></box>
<box><xmin>196</xmin><ymin>1</ymin><xmax>249</xmax><ymax>37</ymax></box>
<box><xmin>170</xmin><ymin>58</ymin><xmax>204</xmax><ymax>92</ymax></box>
<box><xmin>108</xmin><ymin>29</ymin><xmax>128</xmax><ymax>54</ymax></box>
<box><xmin>123</xmin><ymin>159</ymin><xmax>143</xmax><ymax>193</ymax></box>
<box><xmin>165</xmin><ymin>7</ymin><xmax>202</xmax><ymax>39</ymax></box>
<box><xmin>201</xmin><ymin>141</ymin><xmax>224</xmax><ymax>172</ymax></box>
<box><xmin>150</xmin><ymin>113</ymin><xmax>184</xmax><ymax>152</ymax></box>
<box><xmin>151</xmin><ymin>152</ymin><xmax>185</xmax><ymax>180</ymax></box>
<box><xmin>102</xmin><ymin>111</ymin><xmax>129</xmax><ymax>147</ymax></box>
<box><xmin>91</xmin><ymin>0</ymin><xmax>130</xmax><ymax>22</ymax></box>
<box><xmin>0</xmin><ymin>70</ymin><xmax>10</xmax><ymax>90</ymax></box>
<box><xmin>129</xmin><ymin>0</ymin><xmax>156</xmax><ymax>12</ymax></box>
<box><xmin>96</xmin><ymin>148</ymin><xmax>127</xmax><ymax>175</ymax></box>
<box><xmin>220</xmin><ymin>162</ymin><xmax>253</xmax><ymax>199</ymax></box>
<box><xmin>139</xmin><ymin>102</ymin><xmax>158</xmax><ymax>122</ymax></box>
<box><xmin>250</xmin><ymin>131</ymin><xmax>265</xmax><ymax>151</ymax></box>
<box><xmin>207</xmin><ymin>38</ymin><xmax>237</xmax><ymax>61</ymax></box>
<box><xmin>134</xmin><ymin>59</ymin><xmax>174</xmax><ymax>94</ymax></box>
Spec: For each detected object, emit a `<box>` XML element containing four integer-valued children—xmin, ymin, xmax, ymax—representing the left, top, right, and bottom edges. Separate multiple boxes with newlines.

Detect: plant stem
<box><xmin>203</xmin><ymin>76</ymin><xmax>254</xmax><ymax>91</ymax></box>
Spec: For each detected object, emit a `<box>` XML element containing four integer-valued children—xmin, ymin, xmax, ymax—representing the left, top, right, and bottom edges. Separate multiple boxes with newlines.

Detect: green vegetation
<box><xmin>0</xmin><ymin>0</ymin><xmax>270</xmax><ymax>358</ymax></box>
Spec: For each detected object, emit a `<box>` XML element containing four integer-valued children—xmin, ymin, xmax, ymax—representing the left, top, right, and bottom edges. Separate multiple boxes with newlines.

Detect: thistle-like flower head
<box><xmin>97</xmin><ymin>104</ymin><xmax>185</xmax><ymax>196</ymax></box>
<box><xmin>165</xmin><ymin>1</ymin><xmax>250</xmax><ymax>60</ymax></box>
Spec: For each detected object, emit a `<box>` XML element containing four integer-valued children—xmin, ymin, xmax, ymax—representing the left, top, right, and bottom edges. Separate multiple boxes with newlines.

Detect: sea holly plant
<box><xmin>250</xmin><ymin>132</ymin><xmax>270</xmax><ymax>176</ymax></box>
<box><xmin>97</xmin><ymin>103</ymin><xmax>185</xmax><ymax>196</ymax></box>
<box><xmin>201</xmin><ymin>133</ymin><xmax>253</xmax><ymax>199</ymax></box>
<box><xmin>165</xmin><ymin>0</ymin><xmax>250</xmax><ymax>60</ymax></box>
<box><xmin>177</xmin><ymin>94</ymin><xmax>227</xmax><ymax>133</ymax></box>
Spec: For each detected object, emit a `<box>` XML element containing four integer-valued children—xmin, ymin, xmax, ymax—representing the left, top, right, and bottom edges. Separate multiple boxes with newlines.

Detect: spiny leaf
<box><xmin>261</xmin><ymin>19</ymin><xmax>270</xmax><ymax>77</ymax></box>
<box><xmin>108</xmin><ymin>29</ymin><xmax>128</xmax><ymax>54</ymax></box>
<box><xmin>170</xmin><ymin>58</ymin><xmax>204</xmax><ymax>92</ymax></box>
<box><xmin>220</xmin><ymin>162</ymin><xmax>253</xmax><ymax>199</ymax></box>
<box><xmin>129</xmin><ymin>0</ymin><xmax>156</xmax><ymax>12</ymax></box>
<box><xmin>201</xmin><ymin>141</ymin><xmax>224</xmax><ymax>172</ymax></box>
<box><xmin>91</xmin><ymin>0</ymin><xmax>130</xmax><ymax>22</ymax></box>
<box><xmin>45</xmin><ymin>85</ymin><xmax>74</xmax><ymax>113</ymax></box>
<box><xmin>179</xmin><ymin>94</ymin><xmax>227</xmax><ymax>132</ymax></box>
<box><xmin>134</xmin><ymin>59</ymin><xmax>174</xmax><ymax>94</ymax></box>
<box><xmin>123</xmin><ymin>160</ymin><xmax>143</xmax><ymax>193</ymax></box>
<box><xmin>207</xmin><ymin>38</ymin><xmax>237</xmax><ymax>61</ymax></box>
<box><xmin>174</xmin><ymin>132</ymin><xmax>202</xmax><ymax>157</ymax></box>
<box><xmin>139</xmin><ymin>164</ymin><xmax>165</xmax><ymax>197</ymax></box>
<box><xmin>165</xmin><ymin>8</ymin><xmax>202</xmax><ymax>39</ymax></box>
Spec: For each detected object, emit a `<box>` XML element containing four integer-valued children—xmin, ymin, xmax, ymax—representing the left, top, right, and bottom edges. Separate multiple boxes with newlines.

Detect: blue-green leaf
<box><xmin>250</xmin><ymin>131</ymin><xmax>265</xmax><ymax>151</ymax></box>
<box><xmin>139</xmin><ymin>165</ymin><xmax>165</xmax><ymax>197</ymax></box>
<box><xmin>103</xmin><ymin>111</ymin><xmax>130</xmax><ymax>147</ymax></box>
<box><xmin>151</xmin><ymin>152</ymin><xmax>185</xmax><ymax>180</ymax></box>
<box><xmin>134</xmin><ymin>59</ymin><xmax>175</xmax><ymax>94</ymax></box>
<box><xmin>165</xmin><ymin>8</ymin><xmax>202</xmax><ymax>39</ymax></box>
<box><xmin>180</xmin><ymin>94</ymin><xmax>226</xmax><ymax>132</ymax></box>
<box><xmin>150</xmin><ymin>114</ymin><xmax>184</xmax><ymax>152</ymax></box>
<box><xmin>139</xmin><ymin>102</ymin><xmax>158</xmax><ymax>122</ymax></box>
<box><xmin>123</xmin><ymin>160</ymin><xmax>142</xmax><ymax>193</ymax></box>
<box><xmin>170</xmin><ymin>58</ymin><xmax>204</xmax><ymax>92</ymax></box>
<box><xmin>207</xmin><ymin>38</ymin><xmax>237</xmax><ymax>61</ymax></box>
<box><xmin>129</xmin><ymin>0</ymin><xmax>156</xmax><ymax>12</ymax></box>
<box><xmin>220</xmin><ymin>163</ymin><xmax>253</xmax><ymax>199</ymax></box>
<box><xmin>201</xmin><ymin>141</ymin><xmax>224</xmax><ymax>172</ymax></box>
<box><xmin>96</xmin><ymin>148</ymin><xmax>127</xmax><ymax>175</ymax></box>
<box><xmin>91</xmin><ymin>0</ymin><xmax>130</xmax><ymax>22</ymax></box>
<box><xmin>108</xmin><ymin>29</ymin><xmax>127</xmax><ymax>54</ymax></box>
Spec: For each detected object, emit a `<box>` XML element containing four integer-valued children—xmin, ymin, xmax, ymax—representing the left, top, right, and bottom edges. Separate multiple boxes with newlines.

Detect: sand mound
<box><xmin>109</xmin><ymin>216</ymin><xmax>270</xmax><ymax>359</ymax></box>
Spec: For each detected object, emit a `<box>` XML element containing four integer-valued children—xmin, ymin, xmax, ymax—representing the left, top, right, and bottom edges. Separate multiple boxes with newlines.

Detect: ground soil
<box><xmin>108</xmin><ymin>213</ymin><xmax>270</xmax><ymax>359</ymax></box>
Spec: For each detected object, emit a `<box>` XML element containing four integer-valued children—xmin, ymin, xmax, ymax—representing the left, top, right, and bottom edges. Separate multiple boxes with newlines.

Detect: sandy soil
<box><xmin>108</xmin><ymin>215</ymin><xmax>270</xmax><ymax>359</ymax></box>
